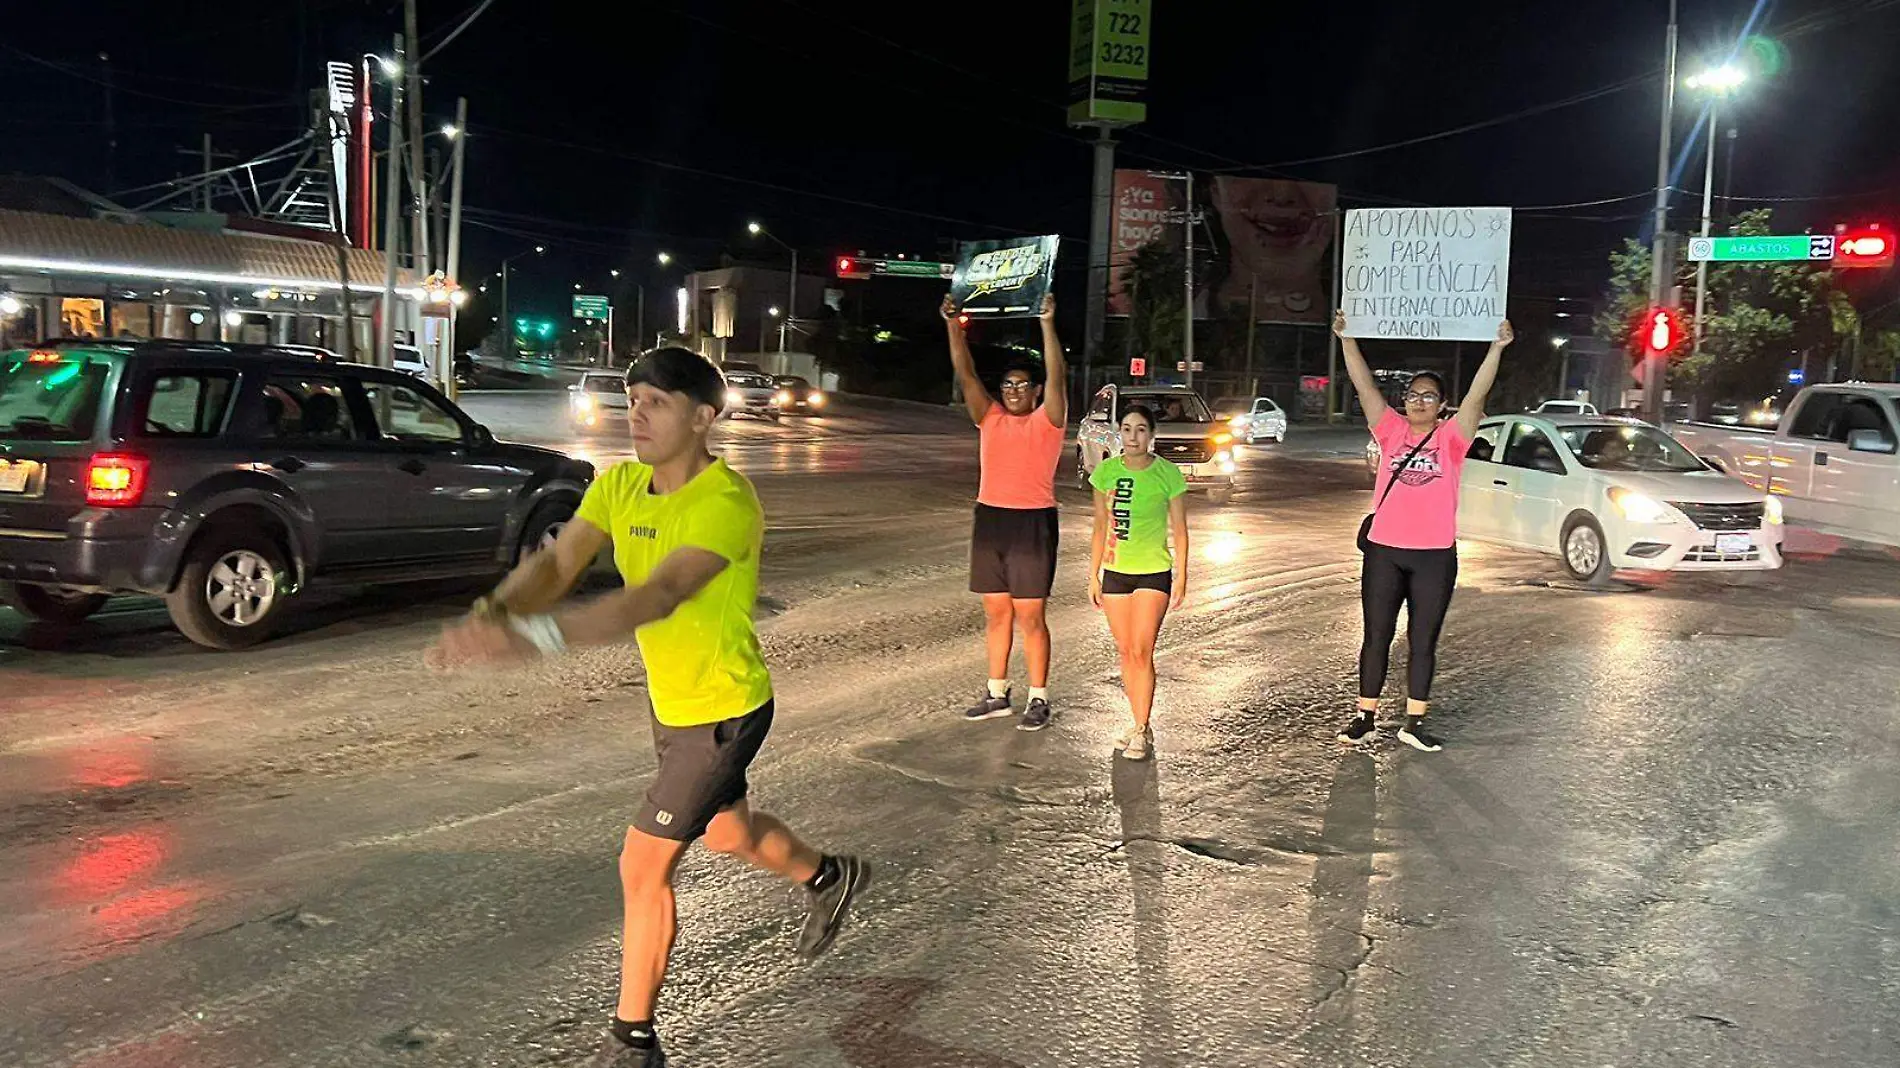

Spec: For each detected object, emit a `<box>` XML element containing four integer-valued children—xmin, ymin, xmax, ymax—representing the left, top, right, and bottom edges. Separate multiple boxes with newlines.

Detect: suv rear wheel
<box><xmin>515</xmin><ymin>499</ymin><xmax>578</xmax><ymax>567</ymax></box>
<box><xmin>0</xmin><ymin>582</ymin><xmax>109</xmax><ymax>625</ymax></box>
<box><xmin>167</xmin><ymin>530</ymin><xmax>291</xmax><ymax>650</ymax></box>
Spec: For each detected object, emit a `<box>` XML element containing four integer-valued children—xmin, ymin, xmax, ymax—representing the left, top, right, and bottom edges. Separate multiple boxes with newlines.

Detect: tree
<box><xmin>1594</xmin><ymin>208</ymin><xmax>1853</xmax><ymax>402</ymax></box>
<box><xmin>1124</xmin><ymin>241</ymin><xmax>1186</xmax><ymax>364</ymax></box>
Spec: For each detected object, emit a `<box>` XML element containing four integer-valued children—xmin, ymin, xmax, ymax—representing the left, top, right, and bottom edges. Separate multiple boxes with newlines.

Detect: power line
<box><xmin>469</xmin><ymin>122</ymin><xmax>1041</xmax><ymax>235</ymax></box>
<box><xmin>421</xmin><ymin>0</ymin><xmax>502</xmax><ymax>63</ymax></box>
<box><xmin>0</xmin><ymin>41</ymin><xmax>300</xmax><ymax>111</ymax></box>
<box><xmin>1213</xmin><ymin>72</ymin><xmax>1655</xmax><ymax>173</ymax></box>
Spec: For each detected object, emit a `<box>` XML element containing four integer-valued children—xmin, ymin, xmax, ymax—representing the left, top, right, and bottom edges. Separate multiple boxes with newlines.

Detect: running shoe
<box><xmin>1336</xmin><ymin>711</ymin><xmax>1378</xmax><ymax>744</ymax></box>
<box><xmin>1397</xmin><ymin>718</ymin><xmax>1444</xmax><ymax>752</ymax></box>
<box><xmin>1120</xmin><ymin>725</ymin><xmax>1153</xmax><ymax>760</ymax></box>
<box><xmin>964</xmin><ymin>690</ymin><xmax>1013</xmax><ymax>721</ymax></box>
<box><xmin>592</xmin><ymin>1033</ymin><xmax>665</xmax><ymax>1067</ymax></box>
<box><xmin>797</xmin><ymin>855</ymin><xmax>868</xmax><ymax>959</ymax></box>
<box><xmin>1017</xmin><ymin>697</ymin><xmax>1054</xmax><ymax>732</ymax></box>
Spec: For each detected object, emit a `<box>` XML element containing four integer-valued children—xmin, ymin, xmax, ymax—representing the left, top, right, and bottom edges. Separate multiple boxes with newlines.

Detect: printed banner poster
<box><xmin>1340</xmin><ymin>207</ymin><xmax>1511</xmax><ymax>343</ymax></box>
<box><xmin>951</xmin><ymin>235</ymin><xmax>1060</xmax><ymax>318</ymax></box>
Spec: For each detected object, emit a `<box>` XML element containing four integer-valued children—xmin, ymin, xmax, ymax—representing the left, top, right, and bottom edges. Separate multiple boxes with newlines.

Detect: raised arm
<box><xmin>1038</xmin><ymin>293</ymin><xmax>1068</xmax><ymax>427</ymax></box>
<box><xmin>1332</xmin><ymin>309</ymin><xmax>1388</xmax><ymax>429</ymax></box>
<box><xmin>943</xmin><ymin>295</ymin><xmax>991</xmax><ymax>424</ymax></box>
<box><xmin>1455</xmin><ymin>320</ymin><xmax>1514</xmax><ymax>439</ymax></box>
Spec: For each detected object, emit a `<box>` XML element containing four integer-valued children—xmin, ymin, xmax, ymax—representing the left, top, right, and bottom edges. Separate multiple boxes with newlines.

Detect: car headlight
<box><xmin>1608</xmin><ymin>486</ymin><xmax>1675</xmax><ymax>523</ymax></box>
<box><xmin>808</xmin><ymin>392</ymin><xmax>825</xmax><ymax>407</ymax></box>
<box><xmin>726</xmin><ymin>389</ymin><xmax>743</xmax><ymax>406</ymax></box>
<box><xmin>1229</xmin><ymin>415</ymin><xmax>1248</xmax><ymax>429</ymax></box>
<box><xmin>775</xmin><ymin>390</ymin><xmax>793</xmax><ymax>405</ymax></box>
<box><xmin>572</xmin><ymin>393</ymin><xmax>594</xmax><ymax>411</ymax></box>
<box><xmin>1764</xmin><ymin>495</ymin><xmax>1783</xmax><ymax>525</ymax></box>
<box><xmin>1213</xmin><ymin>449</ymin><xmax>1233</xmax><ymax>467</ymax></box>
<box><xmin>1212</xmin><ymin>431</ymin><xmax>1233</xmax><ymax>446</ymax></box>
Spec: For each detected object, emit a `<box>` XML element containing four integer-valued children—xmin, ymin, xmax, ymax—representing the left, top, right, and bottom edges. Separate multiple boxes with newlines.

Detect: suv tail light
<box><xmin>86</xmin><ymin>453</ymin><xmax>150</xmax><ymax>507</ymax></box>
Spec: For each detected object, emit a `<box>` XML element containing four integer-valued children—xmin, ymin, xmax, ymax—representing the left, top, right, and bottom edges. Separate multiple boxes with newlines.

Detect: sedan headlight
<box><xmin>1764</xmin><ymin>495</ymin><xmax>1784</xmax><ymax>525</ymax></box>
<box><xmin>572</xmin><ymin>393</ymin><xmax>595</xmax><ymax>411</ymax></box>
<box><xmin>774</xmin><ymin>390</ymin><xmax>794</xmax><ymax>405</ymax></box>
<box><xmin>1608</xmin><ymin>486</ymin><xmax>1676</xmax><ymax>524</ymax></box>
<box><xmin>726</xmin><ymin>389</ymin><xmax>743</xmax><ymax>406</ymax></box>
<box><xmin>808</xmin><ymin>392</ymin><xmax>826</xmax><ymax>407</ymax></box>
<box><xmin>1229</xmin><ymin>415</ymin><xmax>1248</xmax><ymax>429</ymax></box>
<box><xmin>1212</xmin><ymin>431</ymin><xmax>1234</xmax><ymax>446</ymax></box>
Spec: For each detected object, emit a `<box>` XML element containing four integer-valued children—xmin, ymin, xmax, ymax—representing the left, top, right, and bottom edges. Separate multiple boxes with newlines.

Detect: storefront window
<box><xmin>110</xmin><ymin>302</ymin><xmax>154</xmax><ymax>339</ymax></box>
<box><xmin>60</xmin><ymin>297</ymin><xmax>106</xmax><ymax>338</ymax></box>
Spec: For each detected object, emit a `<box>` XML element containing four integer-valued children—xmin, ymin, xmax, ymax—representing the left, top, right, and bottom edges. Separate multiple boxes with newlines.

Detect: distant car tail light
<box><xmin>86</xmin><ymin>453</ymin><xmax>150</xmax><ymax>507</ymax></box>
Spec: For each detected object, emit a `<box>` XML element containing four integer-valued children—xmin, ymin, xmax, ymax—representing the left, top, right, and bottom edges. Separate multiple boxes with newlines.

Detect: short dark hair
<box><xmin>1120</xmin><ymin>403</ymin><xmax>1156</xmax><ymax>430</ymax></box>
<box><xmin>1001</xmin><ymin>357</ymin><xmax>1046</xmax><ymax>387</ymax></box>
<box><xmin>625</xmin><ymin>346</ymin><xmax>727</xmax><ymax>413</ymax></box>
<box><xmin>1407</xmin><ymin>372</ymin><xmax>1447</xmax><ymax>397</ymax></box>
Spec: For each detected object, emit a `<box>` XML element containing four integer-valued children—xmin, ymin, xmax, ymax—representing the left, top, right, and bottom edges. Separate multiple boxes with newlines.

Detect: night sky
<box><xmin>5</xmin><ymin>0</ymin><xmax>1899</xmax><ymax>327</ymax></box>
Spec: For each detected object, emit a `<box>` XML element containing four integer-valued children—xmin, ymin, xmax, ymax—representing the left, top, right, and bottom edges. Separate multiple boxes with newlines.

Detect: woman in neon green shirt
<box><xmin>1088</xmin><ymin>403</ymin><xmax>1190</xmax><ymax>760</ymax></box>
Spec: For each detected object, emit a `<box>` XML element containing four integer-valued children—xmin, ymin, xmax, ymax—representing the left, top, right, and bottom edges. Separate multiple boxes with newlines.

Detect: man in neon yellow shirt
<box><xmin>429</xmin><ymin>348</ymin><xmax>866</xmax><ymax>1067</ymax></box>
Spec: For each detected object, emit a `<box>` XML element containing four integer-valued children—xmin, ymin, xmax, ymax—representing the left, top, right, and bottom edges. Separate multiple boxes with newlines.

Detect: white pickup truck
<box><xmin>1672</xmin><ymin>383</ymin><xmax>1900</xmax><ymax>547</ymax></box>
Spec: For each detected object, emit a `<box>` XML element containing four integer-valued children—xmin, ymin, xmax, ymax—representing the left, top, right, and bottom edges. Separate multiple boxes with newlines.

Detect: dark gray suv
<box><xmin>0</xmin><ymin>341</ymin><xmax>592</xmax><ymax>649</ymax></box>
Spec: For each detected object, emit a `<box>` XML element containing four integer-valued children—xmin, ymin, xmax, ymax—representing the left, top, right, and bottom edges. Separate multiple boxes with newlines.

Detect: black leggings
<box><xmin>1358</xmin><ymin>543</ymin><xmax>1458</xmax><ymax>702</ymax></box>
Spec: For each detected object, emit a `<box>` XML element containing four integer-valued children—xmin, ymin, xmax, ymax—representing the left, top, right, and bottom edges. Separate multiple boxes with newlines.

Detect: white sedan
<box><xmin>1456</xmin><ymin>415</ymin><xmax>1783</xmax><ymax>582</ymax></box>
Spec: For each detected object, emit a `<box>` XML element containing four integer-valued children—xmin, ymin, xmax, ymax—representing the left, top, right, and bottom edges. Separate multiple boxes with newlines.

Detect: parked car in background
<box><xmin>0</xmin><ymin>341</ymin><xmax>592</xmax><ymax>648</ymax></box>
<box><xmin>1534</xmin><ymin>399</ymin><xmax>1599</xmax><ymax>416</ymax></box>
<box><xmin>1213</xmin><ymin>395</ymin><xmax>1287</xmax><ymax>445</ymax></box>
<box><xmin>1078</xmin><ymin>384</ymin><xmax>1236</xmax><ymax>504</ymax></box>
<box><xmin>1672</xmin><ymin>383</ymin><xmax>1900</xmax><ymax>548</ymax></box>
<box><xmin>1458</xmin><ymin>414</ymin><xmax>1782</xmax><ymax>582</ymax></box>
<box><xmin>392</xmin><ymin>343</ymin><xmax>429</xmax><ymax>379</ymax></box>
<box><xmin>569</xmin><ymin>370</ymin><xmax>629</xmax><ymax>431</ymax></box>
<box><xmin>722</xmin><ymin>370</ymin><xmax>782</xmax><ymax>420</ymax></box>
<box><xmin>773</xmin><ymin>375</ymin><xmax>826</xmax><ymax>416</ymax></box>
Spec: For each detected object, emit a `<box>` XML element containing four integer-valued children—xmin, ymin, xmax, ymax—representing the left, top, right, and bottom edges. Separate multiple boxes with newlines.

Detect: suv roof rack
<box><xmin>27</xmin><ymin>338</ymin><xmax>344</xmax><ymax>361</ymax></box>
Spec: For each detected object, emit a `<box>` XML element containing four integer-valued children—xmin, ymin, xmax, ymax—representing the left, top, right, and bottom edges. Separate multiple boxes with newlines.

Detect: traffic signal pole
<box><xmin>1644</xmin><ymin>0</ymin><xmax>1680</xmax><ymax>424</ymax></box>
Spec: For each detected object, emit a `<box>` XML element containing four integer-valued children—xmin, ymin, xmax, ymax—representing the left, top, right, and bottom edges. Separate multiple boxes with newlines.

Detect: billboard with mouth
<box><xmin>1207</xmin><ymin>176</ymin><xmax>1336</xmax><ymax>325</ymax></box>
<box><xmin>1109</xmin><ymin>173</ymin><xmax>1336</xmax><ymax>325</ymax></box>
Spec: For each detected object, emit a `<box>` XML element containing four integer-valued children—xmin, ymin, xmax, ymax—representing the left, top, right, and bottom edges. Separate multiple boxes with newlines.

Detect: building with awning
<box><xmin>0</xmin><ymin>178</ymin><xmax>423</xmax><ymax>356</ymax></box>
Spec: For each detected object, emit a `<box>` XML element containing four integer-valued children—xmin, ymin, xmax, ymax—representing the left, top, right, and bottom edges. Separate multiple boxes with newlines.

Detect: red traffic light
<box><xmin>1638</xmin><ymin>307</ymin><xmax>1683</xmax><ymax>356</ymax></box>
<box><xmin>836</xmin><ymin>256</ymin><xmax>872</xmax><ymax>280</ymax></box>
<box><xmin>1834</xmin><ymin>224</ymin><xmax>1895</xmax><ymax>268</ymax></box>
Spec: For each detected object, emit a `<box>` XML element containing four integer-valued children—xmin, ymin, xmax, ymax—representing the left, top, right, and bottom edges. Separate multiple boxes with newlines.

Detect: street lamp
<box><xmin>1685</xmin><ymin>63</ymin><xmax>1748</xmax><ymax>364</ymax></box>
<box><xmin>440</xmin><ymin>124</ymin><xmax>461</xmax><ymax>140</ymax></box>
<box><xmin>657</xmin><ymin>251</ymin><xmax>672</xmax><ymax>266</ymax></box>
<box><xmin>746</xmin><ymin>222</ymin><xmax>797</xmax><ymax>353</ymax></box>
<box><xmin>499</xmin><ymin>244</ymin><xmax>545</xmax><ymax>354</ymax></box>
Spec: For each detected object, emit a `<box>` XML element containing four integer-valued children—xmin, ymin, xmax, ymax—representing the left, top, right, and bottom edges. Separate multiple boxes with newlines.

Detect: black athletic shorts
<box><xmin>1101</xmin><ymin>569</ymin><xmax>1172</xmax><ymax>596</ymax></box>
<box><xmin>634</xmin><ymin>700</ymin><xmax>774</xmax><ymax>842</ymax></box>
<box><xmin>969</xmin><ymin>504</ymin><xmax>1059</xmax><ymax>599</ymax></box>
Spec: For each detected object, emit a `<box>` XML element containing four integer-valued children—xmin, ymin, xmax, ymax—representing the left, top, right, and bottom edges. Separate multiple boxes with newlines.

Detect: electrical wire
<box><xmin>0</xmin><ymin>41</ymin><xmax>299</xmax><ymax>111</ymax></box>
<box><xmin>421</xmin><ymin>0</ymin><xmax>501</xmax><ymax>64</ymax></box>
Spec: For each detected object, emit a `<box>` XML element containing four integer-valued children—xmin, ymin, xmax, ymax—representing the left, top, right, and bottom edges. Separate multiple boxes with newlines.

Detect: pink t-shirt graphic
<box><xmin>1367</xmin><ymin>410</ymin><xmax>1471</xmax><ymax>550</ymax></box>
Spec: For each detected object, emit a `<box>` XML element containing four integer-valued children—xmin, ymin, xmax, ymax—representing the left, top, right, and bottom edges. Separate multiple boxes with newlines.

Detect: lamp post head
<box><xmin>657</xmin><ymin>251</ymin><xmax>673</xmax><ymax>266</ymax></box>
<box><xmin>747</xmin><ymin>222</ymin><xmax>764</xmax><ymax>236</ymax></box>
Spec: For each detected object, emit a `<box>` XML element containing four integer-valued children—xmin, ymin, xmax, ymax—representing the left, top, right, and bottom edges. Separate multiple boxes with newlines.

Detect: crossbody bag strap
<box><xmin>1372</xmin><ymin>422</ymin><xmax>1442</xmax><ymax>515</ymax></box>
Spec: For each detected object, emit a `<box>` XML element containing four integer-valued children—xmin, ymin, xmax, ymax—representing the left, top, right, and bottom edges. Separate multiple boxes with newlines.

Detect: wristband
<box><xmin>507</xmin><ymin>613</ymin><xmax>567</xmax><ymax>656</ymax></box>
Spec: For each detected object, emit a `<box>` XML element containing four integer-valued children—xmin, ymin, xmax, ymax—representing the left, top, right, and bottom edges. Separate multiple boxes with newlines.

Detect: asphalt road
<box><xmin>2</xmin><ymin>394</ymin><xmax>1897</xmax><ymax>1068</ymax></box>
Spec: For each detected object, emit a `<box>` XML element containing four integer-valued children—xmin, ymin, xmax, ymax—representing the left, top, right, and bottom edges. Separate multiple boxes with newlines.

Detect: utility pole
<box><xmin>1245</xmin><ymin>274</ymin><xmax>1258</xmax><ymax>395</ymax></box>
<box><xmin>1690</xmin><ymin>95</ymin><xmax>1720</xmax><ymax>366</ymax></box>
<box><xmin>404</xmin><ymin>0</ymin><xmax>430</xmax><ymax>279</ymax></box>
<box><xmin>1083</xmin><ymin>128</ymin><xmax>1116</xmax><ymax>403</ymax></box>
<box><xmin>322</xmin><ymin>127</ymin><xmax>357</xmax><ymax>364</ymax></box>
<box><xmin>445</xmin><ymin>97</ymin><xmax>469</xmax><ymax>397</ymax></box>
<box><xmin>1644</xmin><ymin>0</ymin><xmax>1680</xmax><ymax>424</ymax></box>
<box><xmin>378</xmin><ymin>33</ymin><xmax>405</xmax><ymax>370</ymax></box>
<box><xmin>781</xmin><ymin>248</ymin><xmax>796</xmax><ymax>353</ymax></box>
<box><xmin>1326</xmin><ymin>208</ymin><xmax>1343</xmax><ymax>422</ymax></box>
<box><xmin>1183</xmin><ymin>173</ymin><xmax>1197</xmax><ymax>388</ymax></box>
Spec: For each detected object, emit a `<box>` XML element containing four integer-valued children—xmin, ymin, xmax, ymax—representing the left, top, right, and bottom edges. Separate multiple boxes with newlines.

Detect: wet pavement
<box><xmin>2</xmin><ymin>394</ymin><xmax>1897</xmax><ymax>1067</ymax></box>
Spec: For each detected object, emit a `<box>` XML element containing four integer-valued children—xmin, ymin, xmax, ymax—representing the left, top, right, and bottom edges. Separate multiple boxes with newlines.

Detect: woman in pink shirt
<box><xmin>1332</xmin><ymin>310</ymin><xmax>1513</xmax><ymax>752</ymax></box>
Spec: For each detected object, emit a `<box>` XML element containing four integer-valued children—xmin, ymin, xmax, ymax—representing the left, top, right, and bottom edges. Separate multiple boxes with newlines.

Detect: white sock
<box><xmin>987</xmin><ymin>679</ymin><xmax>1010</xmax><ymax>699</ymax></box>
<box><xmin>1029</xmin><ymin>686</ymin><xmax>1050</xmax><ymax>704</ymax></box>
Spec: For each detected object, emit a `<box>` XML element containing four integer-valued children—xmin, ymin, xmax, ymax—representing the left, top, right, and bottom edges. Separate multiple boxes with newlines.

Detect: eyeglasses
<box><xmin>1403</xmin><ymin>391</ymin><xmax>1443</xmax><ymax>404</ymax></box>
<box><xmin>1000</xmin><ymin>380</ymin><xmax>1037</xmax><ymax>391</ymax></box>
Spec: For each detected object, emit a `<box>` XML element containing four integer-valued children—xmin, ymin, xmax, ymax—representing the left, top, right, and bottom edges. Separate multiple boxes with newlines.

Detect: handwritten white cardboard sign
<box><xmin>1341</xmin><ymin>207</ymin><xmax>1511</xmax><ymax>342</ymax></box>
